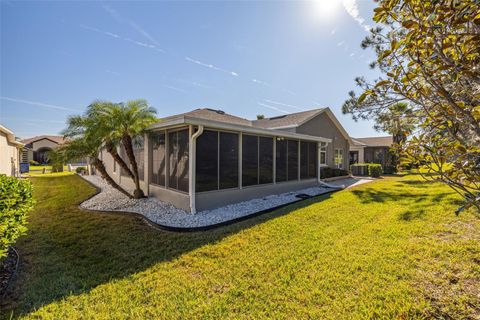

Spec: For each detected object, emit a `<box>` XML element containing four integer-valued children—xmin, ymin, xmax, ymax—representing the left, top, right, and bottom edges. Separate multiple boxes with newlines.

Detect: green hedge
<box><xmin>320</xmin><ymin>167</ymin><xmax>349</xmax><ymax>179</ymax></box>
<box><xmin>368</xmin><ymin>164</ymin><xmax>383</xmax><ymax>178</ymax></box>
<box><xmin>0</xmin><ymin>175</ymin><xmax>34</xmax><ymax>260</ymax></box>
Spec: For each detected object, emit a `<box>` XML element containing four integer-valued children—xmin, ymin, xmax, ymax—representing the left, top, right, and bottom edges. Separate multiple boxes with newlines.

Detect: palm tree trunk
<box><xmin>91</xmin><ymin>157</ymin><xmax>133</xmax><ymax>199</ymax></box>
<box><xmin>105</xmin><ymin>141</ymin><xmax>135</xmax><ymax>180</ymax></box>
<box><xmin>121</xmin><ymin>134</ymin><xmax>145</xmax><ymax>199</ymax></box>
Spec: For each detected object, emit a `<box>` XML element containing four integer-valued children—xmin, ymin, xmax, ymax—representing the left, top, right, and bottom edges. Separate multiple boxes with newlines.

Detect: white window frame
<box><xmin>335</xmin><ymin>148</ymin><xmax>344</xmax><ymax>169</ymax></box>
<box><xmin>319</xmin><ymin>143</ymin><xmax>327</xmax><ymax>166</ymax></box>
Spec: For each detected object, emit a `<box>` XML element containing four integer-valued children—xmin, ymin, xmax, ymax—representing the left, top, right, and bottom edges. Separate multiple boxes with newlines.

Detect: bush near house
<box><xmin>0</xmin><ymin>175</ymin><xmax>34</xmax><ymax>260</ymax></box>
<box><xmin>75</xmin><ymin>167</ymin><xmax>87</xmax><ymax>174</ymax></box>
<box><xmin>320</xmin><ymin>167</ymin><xmax>349</xmax><ymax>179</ymax></box>
<box><xmin>368</xmin><ymin>164</ymin><xmax>383</xmax><ymax>178</ymax></box>
<box><xmin>29</xmin><ymin>160</ymin><xmax>39</xmax><ymax>166</ymax></box>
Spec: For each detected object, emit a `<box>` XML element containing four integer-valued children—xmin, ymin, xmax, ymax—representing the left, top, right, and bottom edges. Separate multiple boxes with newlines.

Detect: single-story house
<box><xmin>0</xmin><ymin>124</ymin><xmax>24</xmax><ymax>177</ymax></box>
<box><xmin>20</xmin><ymin>135</ymin><xmax>66</xmax><ymax>164</ymax></box>
<box><xmin>349</xmin><ymin>136</ymin><xmax>394</xmax><ymax>170</ymax></box>
<box><xmin>99</xmin><ymin>107</ymin><xmax>352</xmax><ymax>213</ymax></box>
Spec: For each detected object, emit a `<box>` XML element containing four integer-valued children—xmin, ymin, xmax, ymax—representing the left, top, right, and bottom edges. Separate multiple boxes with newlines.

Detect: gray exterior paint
<box><xmin>295</xmin><ymin>112</ymin><xmax>350</xmax><ymax>169</ymax></box>
<box><xmin>98</xmin><ymin>108</ymin><xmax>351</xmax><ymax>212</ymax></box>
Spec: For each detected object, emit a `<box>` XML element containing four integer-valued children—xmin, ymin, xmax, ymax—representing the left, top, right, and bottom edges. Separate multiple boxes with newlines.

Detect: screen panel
<box><xmin>259</xmin><ymin>136</ymin><xmax>273</xmax><ymax>184</ymax></box>
<box><xmin>300</xmin><ymin>141</ymin><xmax>309</xmax><ymax>179</ymax></box>
<box><xmin>242</xmin><ymin>135</ymin><xmax>258</xmax><ymax>186</ymax></box>
<box><xmin>287</xmin><ymin>140</ymin><xmax>298</xmax><ymax>181</ymax></box>
<box><xmin>275</xmin><ymin>139</ymin><xmax>287</xmax><ymax>182</ymax></box>
<box><xmin>219</xmin><ymin>132</ymin><xmax>239</xmax><ymax>189</ymax></box>
<box><xmin>151</xmin><ymin>131</ymin><xmax>166</xmax><ymax>186</ymax></box>
<box><xmin>196</xmin><ymin>130</ymin><xmax>219</xmax><ymax>192</ymax></box>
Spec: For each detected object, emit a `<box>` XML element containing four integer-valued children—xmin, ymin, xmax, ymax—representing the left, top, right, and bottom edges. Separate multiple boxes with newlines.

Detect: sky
<box><xmin>0</xmin><ymin>0</ymin><xmax>381</xmax><ymax>139</ymax></box>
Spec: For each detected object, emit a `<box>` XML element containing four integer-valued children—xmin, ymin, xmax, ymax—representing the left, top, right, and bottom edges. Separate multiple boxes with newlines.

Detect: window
<box><xmin>150</xmin><ymin>131</ymin><xmax>166</xmax><ymax>186</ymax></box>
<box><xmin>308</xmin><ymin>141</ymin><xmax>318</xmax><ymax>178</ymax></box>
<box><xmin>259</xmin><ymin>137</ymin><xmax>273</xmax><ymax>184</ymax></box>
<box><xmin>275</xmin><ymin>138</ymin><xmax>287</xmax><ymax>182</ymax></box>
<box><xmin>242</xmin><ymin>135</ymin><xmax>258</xmax><ymax>187</ymax></box>
<box><xmin>300</xmin><ymin>141</ymin><xmax>309</xmax><ymax>179</ymax></box>
<box><xmin>196</xmin><ymin>130</ymin><xmax>218</xmax><ymax>192</ymax></box>
<box><xmin>219</xmin><ymin>132</ymin><xmax>239</xmax><ymax>189</ymax></box>
<box><xmin>196</xmin><ymin>130</ymin><xmax>239</xmax><ymax>192</ymax></box>
<box><xmin>287</xmin><ymin>140</ymin><xmax>298</xmax><ymax>181</ymax></box>
<box><xmin>335</xmin><ymin>148</ymin><xmax>344</xmax><ymax>169</ymax></box>
<box><xmin>168</xmin><ymin>129</ymin><xmax>189</xmax><ymax>192</ymax></box>
<box><xmin>320</xmin><ymin>143</ymin><xmax>327</xmax><ymax>165</ymax></box>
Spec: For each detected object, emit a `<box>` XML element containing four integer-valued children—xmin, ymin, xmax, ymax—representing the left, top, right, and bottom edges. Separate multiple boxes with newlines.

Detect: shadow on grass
<box><xmin>1</xmin><ymin>175</ymin><xmax>332</xmax><ymax>318</ymax></box>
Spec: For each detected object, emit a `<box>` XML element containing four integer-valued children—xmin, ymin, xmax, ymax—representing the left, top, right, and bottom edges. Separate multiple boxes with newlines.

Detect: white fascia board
<box><xmin>149</xmin><ymin>116</ymin><xmax>332</xmax><ymax>143</ymax></box>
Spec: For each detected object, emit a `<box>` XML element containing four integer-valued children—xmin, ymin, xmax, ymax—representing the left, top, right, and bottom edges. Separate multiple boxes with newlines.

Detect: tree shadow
<box><xmin>1</xmin><ymin>175</ymin><xmax>333</xmax><ymax>318</ymax></box>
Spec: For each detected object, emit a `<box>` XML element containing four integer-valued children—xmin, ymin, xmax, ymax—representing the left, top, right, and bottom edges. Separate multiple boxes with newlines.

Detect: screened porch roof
<box><xmin>149</xmin><ymin>115</ymin><xmax>332</xmax><ymax>143</ymax></box>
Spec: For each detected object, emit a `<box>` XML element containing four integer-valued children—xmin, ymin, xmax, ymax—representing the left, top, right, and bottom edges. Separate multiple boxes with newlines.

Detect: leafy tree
<box><xmin>256</xmin><ymin>114</ymin><xmax>265</xmax><ymax>120</ymax></box>
<box><xmin>342</xmin><ymin>0</ymin><xmax>480</xmax><ymax>213</ymax></box>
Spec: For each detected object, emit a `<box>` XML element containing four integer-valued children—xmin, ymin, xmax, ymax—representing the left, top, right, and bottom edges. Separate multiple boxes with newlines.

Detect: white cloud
<box><xmin>0</xmin><ymin>96</ymin><xmax>77</xmax><ymax>111</ymax></box>
<box><xmin>330</xmin><ymin>28</ymin><xmax>337</xmax><ymax>36</ymax></box>
<box><xmin>105</xmin><ymin>69</ymin><xmax>120</xmax><ymax>76</ymax></box>
<box><xmin>162</xmin><ymin>85</ymin><xmax>187</xmax><ymax>93</ymax></box>
<box><xmin>252</xmin><ymin>79</ymin><xmax>270</xmax><ymax>86</ymax></box>
<box><xmin>257</xmin><ymin>102</ymin><xmax>289</xmax><ymax>114</ymax></box>
<box><xmin>337</xmin><ymin>40</ymin><xmax>345</xmax><ymax>46</ymax></box>
<box><xmin>129</xmin><ymin>21</ymin><xmax>161</xmax><ymax>47</ymax></box>
<box><xmin>342</xmin><ymin>0</ymin><xmax>371</xmax><ymax>33</ymax></box>
<box><xmin>185</xmin><ymin>57</ymin><xmax>239</xmax><ymax>77</ymax></box>
<box><xmin>263</xmin><ymin>99</ymin><xmax>306</xmax><ymax>111</ymax></box>
<box><xmin>102</xmin><ymin>4</ymin><xmax>124</xmax><ymax>24</ymax></box>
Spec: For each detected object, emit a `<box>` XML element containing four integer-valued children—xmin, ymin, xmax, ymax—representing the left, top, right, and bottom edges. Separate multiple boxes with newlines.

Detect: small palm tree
<box><xmin>86</xmin><ymin>99</ymin><xmax>157</xmax><ymax>198</ymax></box>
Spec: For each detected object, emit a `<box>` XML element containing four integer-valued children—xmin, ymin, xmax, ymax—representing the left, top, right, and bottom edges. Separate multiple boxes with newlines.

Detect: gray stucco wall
<box><xmin>295</xmin><ymin>112</ymin><xmax>350</xmax><ymax>170</ymax></box>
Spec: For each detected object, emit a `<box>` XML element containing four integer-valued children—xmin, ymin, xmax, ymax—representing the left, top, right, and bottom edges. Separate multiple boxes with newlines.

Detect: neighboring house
<box><xmin>0</xmin><ymin>124</ymin><xmax>24</xmax><ymax>176</ymax></box>
<box><xmin>20</xmin><ymin>135</ymin><xmax>66</xmax><ymax>164</ymax></box>
<box><xmin>349</xmin><ymin>136</ymin><xmax>394</xmax><ymax>170</ymax></box>
<box><xmin>100</xmin><ymin>107</ymin><xmax>351</xmax><ymax>213</ymax></box>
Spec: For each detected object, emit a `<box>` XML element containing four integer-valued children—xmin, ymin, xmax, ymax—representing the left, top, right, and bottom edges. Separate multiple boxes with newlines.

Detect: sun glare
<box><xmin>313</xmin><ymin>0</ymin><xmax>342</xmax><ymax>21</ymax></box>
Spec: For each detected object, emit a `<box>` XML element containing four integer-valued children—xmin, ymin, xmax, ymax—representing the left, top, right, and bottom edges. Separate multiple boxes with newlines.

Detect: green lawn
<box><xmin>2</xmin><ymin>174</ymin><xmax>479</xmax><ymax>319</ymax></box>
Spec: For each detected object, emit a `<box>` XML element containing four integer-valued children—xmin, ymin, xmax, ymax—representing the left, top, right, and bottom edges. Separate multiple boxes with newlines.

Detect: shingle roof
<box><xmin>21</xmin><ymin>135</ymin><xmax>66</xmax><ymax>146</ymax></box>
<box><xmin>252</xmin><ymin>108</ymin><xmax>325</xmax><ymax>129</ymax></box>
<box><xmin>178</xmin><ymin>108</ymin><xmax>252</xmax><ymax>126</ymax></box>
<box><xmin>353</xmin><ymin>136</ymin><xmax>393</xmax><ymax>147</ymax></box>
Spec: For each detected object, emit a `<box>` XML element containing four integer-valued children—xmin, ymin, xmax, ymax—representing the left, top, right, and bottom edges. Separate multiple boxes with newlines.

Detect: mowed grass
<box><xmin>1</xmin><ymin>174</ymin><xmax>479</xmax><ymax>319</ymax></box>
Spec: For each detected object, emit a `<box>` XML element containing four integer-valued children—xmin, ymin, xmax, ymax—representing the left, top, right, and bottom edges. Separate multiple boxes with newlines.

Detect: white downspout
<box><xmin>189</xmin><ymin>125</ymin><xmax>204</xmax><ymax>214</ymax></box>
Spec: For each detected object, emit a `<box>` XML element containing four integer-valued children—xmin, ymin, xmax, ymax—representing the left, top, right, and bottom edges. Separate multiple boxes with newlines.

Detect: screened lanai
<box><xmin>144</xmin><ymin>115</ymin><xmax>331</xmax><ymax>213</ymax></box>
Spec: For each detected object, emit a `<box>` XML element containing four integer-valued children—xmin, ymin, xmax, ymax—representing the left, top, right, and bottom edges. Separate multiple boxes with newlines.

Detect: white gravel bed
<box><xmin>80</xmin><ymin>175</ymin><xmax>345</xmax><ymax>228</ymax></box>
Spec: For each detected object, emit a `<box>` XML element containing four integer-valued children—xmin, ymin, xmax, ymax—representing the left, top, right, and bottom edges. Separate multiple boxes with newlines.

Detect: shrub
<box><xmin>384</xmin><ymin>165</ymin><xmax>397</xmax><ymax>174</ymax></box>
<box><xmin>0</xmin><ymin>175</ymin><xmax>34</xmax><ymax>260</ymax></box>
<box><xmin>368</xmin><ymin>164</ymin><xmax>383</xmax><ymax>178</ymax></box>
<box><xmin>350</xmin><ymin>163</ymin><xmax>369</xmax><ymax>176</ymax></box>
<box><xmin>76</xmin><ymin>166</ymin><xmax>87</xmax><ymax>174</ymax></box>
<box><xmin>320</xmin><ymin>167</ymin><xmax>349</xmax><ymax>179</ymax></box>
<box><xmin>29</xmin><ymin>160</ymin><xmax>39</xmax><ymax>166</ymax></box>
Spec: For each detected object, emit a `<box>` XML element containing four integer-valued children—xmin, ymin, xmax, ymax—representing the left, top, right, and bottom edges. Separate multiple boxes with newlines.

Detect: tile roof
<box><xmin>353</xmin><ymin>136</ymin><xmax>393</xmax><ymax>147</ymax></box>
<box><xmin>21</xmin><ymin>135</ymin><xmax>66</xmax><ymax>145</ymax></box>
<box><xmin>252</xmin><ymin>108</ymin><xmax>325</xmax><ymax>129</ymax></box>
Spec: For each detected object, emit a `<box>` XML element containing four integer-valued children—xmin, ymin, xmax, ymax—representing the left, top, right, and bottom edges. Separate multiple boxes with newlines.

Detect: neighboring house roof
<box><xmin>21</xmin><ymin>135</ymin><xmax>66</xmax><ymax>146</ymax></box>
<box><xmin>353</xmin><ymin>136</ymin><xmax>393</xmax><ymax>147</ymax></box>
<box><xmin>0</xmin><ymin>124</ymin><xmax>24</xmax><ymax>147</ymax></box>
<box><xmin>252</xmin><ymin>109</ymin><xmax>325</xmax><ymax>129</ymax></box>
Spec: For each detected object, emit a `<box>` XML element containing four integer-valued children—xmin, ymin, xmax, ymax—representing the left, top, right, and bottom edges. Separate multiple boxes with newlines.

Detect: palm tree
<box><xmin>61</xmin><ymin>116</ymin><xmax>132</xmax><ymax>198</ymax></box>
<box><xmin>86</xmin><ymin>100</ymin><xmax>157</xmax><ymax>198</ymax></box>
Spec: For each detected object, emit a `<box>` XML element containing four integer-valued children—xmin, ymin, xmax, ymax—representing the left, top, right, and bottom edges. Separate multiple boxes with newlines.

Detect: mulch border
<box><xmin>78</xmin><ymin>175</ymin><xmax>340</xmax><ymax>232</ymax></box>
<box><xmin>0</xmin><ymin>246</ymin><xmax>20</xmax><ymax>299</ymax></box>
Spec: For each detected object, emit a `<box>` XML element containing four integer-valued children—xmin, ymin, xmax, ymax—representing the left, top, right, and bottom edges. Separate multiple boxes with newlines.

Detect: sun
<box><xmin>313</xmin><ymin>0</ymin><xmax>342</xmax><ymax>21</ymax></box>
